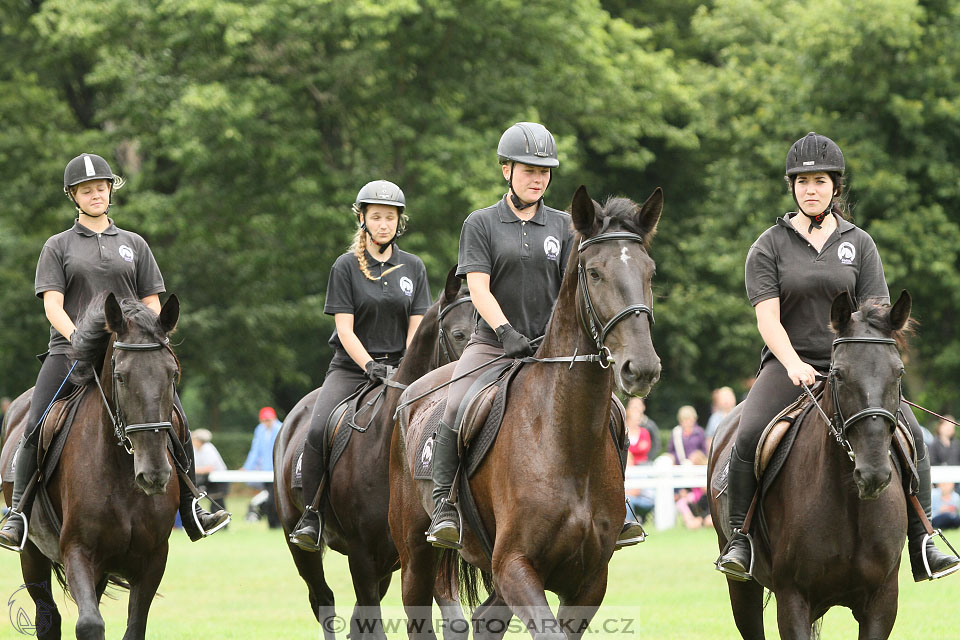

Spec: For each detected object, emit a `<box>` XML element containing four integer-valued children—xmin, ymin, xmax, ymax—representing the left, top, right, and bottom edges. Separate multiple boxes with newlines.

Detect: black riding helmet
<box><xmin>63</xmin><ymin>153</ymin><xmax>116</xmax><ymax>216</ymax></box>
<box><xmin>353</xmin><ymin>180</ymin><xmax>406</xmax><ymax>247</ymax></box>
<box><xmin>785</xmin><ymin>132</ymin><xmax>845</xmax><ymax>231</ymax></box>
<box><xmin>497</xmin><ymin>122</ymin><xmax>559</xmax><ymax>211</ymax></box>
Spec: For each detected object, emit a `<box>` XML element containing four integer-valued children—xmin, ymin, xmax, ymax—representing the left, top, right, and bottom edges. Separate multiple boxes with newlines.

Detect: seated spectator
<box><xmin>667</xmin><ymin>405</ymin><xmax>706</xmax><ymax>465</ymax></box>
<box><xmin>932</xmin><ymin>482</ymin><xmax>960</xmax><ymax>531</ymax></box>
<box><xmin>242</xmin><ymin>407</ymin><xmax>283</xmax><ymax>528</ymax></box>
<box><xmin>705</xmin><ymin>386</ymin><xmax>737</xmax><ymax>446</ymax></box>
<box><xmin>625</xmin><ymin>398</ymin><xmax>659</xmax><ymax>522</ymax></box>
<box><xmin>192</xmin><ymin>428</ymin><xmax>229</xmax><ymax>512</ymax></box>
<box><xmin>675</xmin><ymin>450</ymin><xmax>712</xmax><ymax>529</ymax></box>
<box><xmin>930</xmin><ymin>417</ymin><xmax>960</xmax><ymax>466</ymax></box>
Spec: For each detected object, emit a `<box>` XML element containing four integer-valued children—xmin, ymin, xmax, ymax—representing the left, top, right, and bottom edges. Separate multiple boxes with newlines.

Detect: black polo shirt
<box><xmin>324</xmin><ymin>246</ymin><xmax>431</xmax><ymax>360</ymax></box>
<box><xmin>457</xmin><ymin>195</ymin><xmax>574</xmax><ymax>341</ymax></box>
<box><xmin>745</xmin><ymin>212</ymin><xmax>889</xmax><ymax>369</ymax></box>
<box><xmin>35</xmin><ymin>219</ymin><xmax>165</xmax><ymax>355</ymax></box>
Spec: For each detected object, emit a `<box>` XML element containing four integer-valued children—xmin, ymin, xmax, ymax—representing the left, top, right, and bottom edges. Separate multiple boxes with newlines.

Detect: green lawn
<box><xmin>1</xmin><ymin>498</ymin><xmax>957</xmax><ymax>639</ymax></box>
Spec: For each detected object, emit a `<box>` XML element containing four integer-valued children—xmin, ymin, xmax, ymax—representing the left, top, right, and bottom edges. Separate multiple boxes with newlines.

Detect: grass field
<box><xmin>1</xmin><ymin>494</ymin><xmax>957</xmax><ymax>639</ymax></box>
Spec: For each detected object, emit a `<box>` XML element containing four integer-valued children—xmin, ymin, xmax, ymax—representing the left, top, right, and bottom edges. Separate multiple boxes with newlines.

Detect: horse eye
<box><xmin>114</xmin><ymin>373</ymin><xmax>125</xmax><ymax>385</ymax></box>
<box><xmin>453</xmin><ymin>330</ymin><xmax>466</xmax><ymax>341</ymax></box>
<box><xmin>588</xmin><ymin>268</ymin><xmax>601</xmax><ymax>281</ymax></box>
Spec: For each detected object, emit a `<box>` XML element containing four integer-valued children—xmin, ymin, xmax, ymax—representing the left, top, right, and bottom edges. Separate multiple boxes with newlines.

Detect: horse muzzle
<box><xmin>854</xmin><ymin>466</ymin><xmax>892</xmax><ymax>501</ymax></box>
<box><xmin>617</xmin><ymin>357</ymin><xmax>661</xmax><ymax>398</ymax></box>
<box><xmin>135</xmin><ymin>467</ymin><xmax>173</xmax><ymax>496</ymax></box>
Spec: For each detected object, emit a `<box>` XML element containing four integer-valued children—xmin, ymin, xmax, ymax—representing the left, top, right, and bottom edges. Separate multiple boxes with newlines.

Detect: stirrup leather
<box><xmin>191</xmin><ymin>492</ymin><xmax>230</xmax><ymax>538</ymax></box>
<box><xmin>0</xmin><ymin>510</ymin><xmax>28</xmax><ymax>553</ymax></box>
<box><xmin>425</xmin><ymin>498</ymin><xmax>463</xmax><ymax>550</ymax></box>
<box><xmin>289</xmin><ymin>505</ymin><xmax>323</xmax><ymax>552</ymax></box>
<box><xmin>920</xmin><ymin>530</ymin><xmax>960</xmax><ymax>580</ymax></box>
<box><xmin>715</xmin><ymin>529</ymin><xmax>754</xmax><ymax>581</ymax></box>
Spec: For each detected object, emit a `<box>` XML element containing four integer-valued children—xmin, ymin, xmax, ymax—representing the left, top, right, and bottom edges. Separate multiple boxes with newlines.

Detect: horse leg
<box><xmin>774</xmin><ymin>589</ymin><xmax>812</xmax><ymax>640</ymax></box>
<box><xmin>435</xmin><ymin>594</ymin><xmax>469</xmax><ymax>640</ymax></box>
<box><xmin>494</xmin><ymin>557</ymin><xmax>564</xmax><ymax>640</ymax></box>
<box><xmin>284</xmin><ymin>541</ymin><xmax>336</xmax><ymax>637</ymax></box>
<box><xmin>20</xmin><ymin>542</ymin><xmax>62</xmax><ymax>640</ymax></box>
<box><xmin>853</xmin><ymin>578</ymin><xmax>899</xmax><ymax>640</ymax></box>
<box><xmin>348</xmin><ymin>552</ymin><xmax>388</xmax><ymax>640</ymax></box>
<box><xmin>556</xmin><ymin>568</ymin><xmax>608</xmax><ymax>640</ymax></box>
<box><xmin>95</xmin><ymin>576</ymin><xmax>109</xmax><ymax>604</ymax></box>
<box><xmin>62</xmin><ymin>547</ymin><xmax>106</xmax><ymax>640</ymax></box>
<box><xmin>400</xmin><ymin>543</ymin><xmax>441</xmax><ymax>640</ymax></box>
<box><xmin>727</xmin><ymin>579</ymin><xmax>765</xmax><ymax>640</ymax></box>
<box><xmin>472</xmin><ymin>592</ymin><xmax>512</xmax><ymax>640</ymax></box>
<box><xmin>121</xmin><ymin>546</ymin><xmax>168</xmax><ymax>640</ymax></box>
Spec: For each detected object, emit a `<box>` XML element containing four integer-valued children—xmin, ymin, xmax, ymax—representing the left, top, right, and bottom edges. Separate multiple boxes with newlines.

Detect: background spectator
<box><xmin>932</xmin><ymin>482</ymin><xmax>960</xmax><ymax>530</ymax></box>
<box><xmin>705</xmin><ymin>386</ymin><xmax>737</xmax><ymax>446</ymax></box>
<box><xmin>242</xmin><ymin>406</ymin><xmax>283</xmax><ymax>528</ymax></box>
<box><xmin>667</xmin><ymin>405</ymin><xmax>706</xmax><ymax>465</ymax></box>
<box><xmin>192</xmin><ymin>428</ymin><xmax>229</xmax><ymax>512</ymax></box>
<box><xmin>930</xmin><ymin>417</ymin><xmax>960</xmax><ymax>466</ymax></box>
<box><xmin>625</xmin><ymin>397</ymin><xmax>658</xmax><ymax>522</ymax></box>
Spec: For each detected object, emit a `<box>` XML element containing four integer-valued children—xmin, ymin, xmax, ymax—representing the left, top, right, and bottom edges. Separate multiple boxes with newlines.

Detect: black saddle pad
<box><xmin>413</xmin><ymin>401</ymin><xmax>446</xmax><ymax>480</ymax></box>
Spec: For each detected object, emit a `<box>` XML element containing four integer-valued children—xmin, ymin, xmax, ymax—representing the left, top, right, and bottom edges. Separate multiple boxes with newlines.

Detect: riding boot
<box><xmin>616</xmin><ymin>434</ymin><xmax>645</xmax><ymax>549</ymax></box>
<box><xmin>716</xmin><ymin>444</ymin><xmax>757</xmax><ymax>581</ymax></box>
<box><xmin>178</xmin><ymin>437</ymin><xmax>230</xmax><ymax>542</ymax></box>
<box><xmin>908</xmin><ymin>452</ymin><xmax>960</xmax><ymax>581</ymax></box>
<box><xmin>425</xmin><ymin>421</ymin><xmax>462</xmax><ymax>549</ymax></box>
<box><xmin>289</xmin><ymin>439</ymin><xmax>325</xmax><ymax>552</ymax></box>
<box><xmin>0</xmin><ymin>440</ymin><xmax>39</xmax><ymax>551</ymax></box>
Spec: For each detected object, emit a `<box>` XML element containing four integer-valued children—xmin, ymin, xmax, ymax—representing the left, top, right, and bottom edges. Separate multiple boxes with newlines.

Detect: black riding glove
<box><xmin>364</xmin><ymin>360</ymin><xmax>390</xmax><ymax>382</ymax></box>
<box><xmin>495</xmin><ymin>324</ymin><xmax>534</xmax><ymax>359</ymax></box>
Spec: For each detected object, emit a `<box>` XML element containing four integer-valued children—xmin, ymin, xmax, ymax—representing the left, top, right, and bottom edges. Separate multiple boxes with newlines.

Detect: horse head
<box><xmin>570</xmin><ymin>185</ymin><xmax>662</xmax><ymax>397</ymax></box>
<box><xmin>828</xmin><ymin>290</ymin><xmax>912</xmax><ymax>500</ymax></box>
<box><xmin>103</xmin><ymin>293</ymin><xmax>181</xmax><ymax>496</ymax></box>
<box><xmin>436</xmin><ymin>266</ymin><xmax>473</xmax><ymax>365</ymax></box>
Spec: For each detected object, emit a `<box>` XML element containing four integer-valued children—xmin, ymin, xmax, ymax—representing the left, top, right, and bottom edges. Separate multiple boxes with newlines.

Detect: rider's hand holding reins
<box><xmin>496</xmin><ymin>323</ymin><xmax>534</xmax><ymax>358</ymax></box>
<box><xmin>364</xmin><ymin>360</ymin><xmax>390</xmax><ymax>382</ymax></box>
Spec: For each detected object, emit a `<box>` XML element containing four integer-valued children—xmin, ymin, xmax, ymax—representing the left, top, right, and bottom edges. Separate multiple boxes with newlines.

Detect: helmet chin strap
<box><xmin>792</xmin><ymin>188</ymin><xmax>835</xmax><ymax>233</ymax></box>
<box><xmin>508</xmin><ymin>163</ymin><xmax>548</xmax><ymax>211</ymax></box>
<box><xmin>359</xmin><ymin>215</ymin><xmax>397</xmax><ymax>249</ymax></box>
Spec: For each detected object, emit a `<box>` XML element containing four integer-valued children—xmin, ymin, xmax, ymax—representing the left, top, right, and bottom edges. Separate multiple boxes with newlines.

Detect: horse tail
<box><xmin>436</xmin><ymin>549</ymin><xmax>492</xmax><ymax>608</ymax></box>
<box><xmin>811</xmin><ymin>617</ymin><xmax>823</xmax><ymax>640</ymax></box>
<box><xmin>51</xmin><ymin>563</ymin><xmax>132</xmax><ymax>602</ymax></box>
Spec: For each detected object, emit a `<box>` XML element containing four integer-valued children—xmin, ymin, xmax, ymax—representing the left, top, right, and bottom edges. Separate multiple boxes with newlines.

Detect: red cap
<box><xmin>259</xmin><ymin>406</ymin><xmax>277</xmax><ymax>422</ymax></box>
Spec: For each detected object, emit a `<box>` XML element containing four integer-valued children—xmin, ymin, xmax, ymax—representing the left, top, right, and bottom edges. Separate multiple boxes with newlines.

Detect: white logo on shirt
<box><xmin>543</xmin><ymin>236</ymin><xmax>560</xmax><ymax>261</ymax></box>
<box><xmin>399</xmin><ymin>276</ymin><xmax>414</xmax><ymax>297</ymax></box>
<box><xmin>838</xmin><ymin>242</ymin><xmax>856</xmax><ymax>264</ymax></box>
<box><xmin>118</xmin><ymin>245</ymin><xmax>134</xmax><ymax>262</ymax></box>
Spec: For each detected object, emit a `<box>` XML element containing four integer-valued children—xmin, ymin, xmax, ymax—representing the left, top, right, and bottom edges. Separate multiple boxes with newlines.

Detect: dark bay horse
<box><xmin>1</xmin><ymin>293</ymin><xmax>183</xmax><ymax>640</ymax></box>
<box><xmin>274</xmin><ymin>267</ymin><xmax>475</xmax><ymax>639</ymax></box>
<box><xmin>389</xmin><ymin>186</ymin><xmax>663</xmax><ymax>640</ymax></box>
<box><xmin>709</xmin><ymin>292</ymin><xmax>914</xmax><ymax>640</ymax></box>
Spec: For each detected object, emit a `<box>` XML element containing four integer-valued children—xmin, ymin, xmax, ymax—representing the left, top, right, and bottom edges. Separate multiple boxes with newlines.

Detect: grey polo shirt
<box><xmin>457</xmin><ymin>195</ymin><xmax>574</xmax><ymax>341</ymax></box>
<box><xmin>324</xmin><ymin>246</ymin><xmax>431</xmax><ymax>360</ymax></box>
<box><xmin>35</xmin><ymin>219</ymin><xmax>165</xmax><ymax>355</ymax></box>
<box><xmin>745</xmin><ymin>212</ymin><xmax>889</xmax><ymax>369</ymax></box>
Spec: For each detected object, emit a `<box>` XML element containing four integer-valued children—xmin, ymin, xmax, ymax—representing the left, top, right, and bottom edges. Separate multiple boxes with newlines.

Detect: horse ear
<box><xmin>830</xmin><ymin>290</ymin><xmax>855</xmax><ymax>333</ymax></box>
<box><xmin>104</xmin><ymin>293</ymin><xmax>125</xmax><ymax>334</ymax></box>
<box><xmin>443</xmin><ymin>266</ymin><xmax>460</xmax><ymax>304</ymax></box>
<box><xmin>890</xmin><ymin>290</ymin><xmax>912</xmax><ymax>331</ymax></box>
<box><xmin>570</xmin><ymin>185</ymin><xmax>598</xmax><ymax>234</ymax></box>
<box><xmin>636</xmin><ymin>187</ymin><xmax>663</xmax><ymax>240</ymax></box>
<box><xmin>159</xmin><ymin>294</ymin><xmax>180</xmax><ymax>335</ymax></box>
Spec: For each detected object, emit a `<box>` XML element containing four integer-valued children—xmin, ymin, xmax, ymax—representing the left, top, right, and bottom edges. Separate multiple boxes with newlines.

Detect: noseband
<box><xmin>436</xmin><ymin>295</ymin><xmax>472</xmax><ymax>367</ymax></box>
<box><xmin>94</xmin><ymin>339</ymin><xmax>175</xmax><ymax>454</ymax></box>
<box><xmin>806</xmin><ymin>336</ymin><xmax>900</xmax><ymax>462</ymax></box>
<box><xmin>577</xmin><ymin>231</ymin><xmax>655</xmax><ymax>363</ymax></box>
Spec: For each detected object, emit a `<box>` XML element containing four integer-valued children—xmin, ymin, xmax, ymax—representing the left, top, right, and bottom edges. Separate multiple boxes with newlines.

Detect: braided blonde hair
<box><xmin>350</xmin><ymin>204</ymin><xmax>405</xmax><ymax>281</ymax></box>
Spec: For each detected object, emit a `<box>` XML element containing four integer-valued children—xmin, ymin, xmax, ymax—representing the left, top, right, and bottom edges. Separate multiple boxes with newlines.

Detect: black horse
<box><xmin>1</xmin><ymin>293</ymin><xmax>183</xmax><ymax>640</ymax></box>
<box><xmin>710</xmin><ymin>292</ymin><xmax>916</xmax><ymax>640</ymax></box>
<box><xmin>274</xmin><ymin>267</ymin><xmax>474</xmax><ymax>639</ymax></box>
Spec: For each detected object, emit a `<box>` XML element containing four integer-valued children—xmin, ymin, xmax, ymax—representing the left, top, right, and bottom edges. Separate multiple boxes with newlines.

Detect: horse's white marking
<box><xmin>620</xmin><ymin>247</ymin><xmax>632</xmax><ymax>264</ymax></box>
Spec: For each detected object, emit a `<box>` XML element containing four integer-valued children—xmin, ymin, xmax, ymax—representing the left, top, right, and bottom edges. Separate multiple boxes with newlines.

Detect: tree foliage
<box><xmin>2</xmin><ymin>0</ymin><xmax>959</xmax><ymax>430</ymax></box>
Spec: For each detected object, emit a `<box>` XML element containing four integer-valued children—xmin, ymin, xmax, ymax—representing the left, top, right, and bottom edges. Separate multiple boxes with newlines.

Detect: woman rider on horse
<box><xmin>289</xmin><ymin>180</ymin><xmax>432</xmax><ymax>551</ymax></box>
<box><xmin>0</xmin><ymin>153</ymin><xmax>229</xmax><ymax>551</ymax></box>
<box><xmin>717</xmin><ymin>132</ymin><xmax>960</xmax><ymax>582</ymax></box>
<box><xmin>425</xmin><ymin>122</ymin><xmax>646</xmax><ymax>550</ymax></box>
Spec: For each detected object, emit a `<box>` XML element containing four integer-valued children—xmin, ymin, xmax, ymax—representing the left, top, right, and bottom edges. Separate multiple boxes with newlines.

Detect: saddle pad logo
<box><xmin>837</xmin><ymin>242</ymin><xmax>856</xmax><ymax>264</ymax></box>
<box><xmin>420</xmin><ymin>437</ymin><xmax>434</xmax><ymax>467</ymax></box>
<box><xmin>399</xmin><ymin>276</ymin><xmax>414</xmax><ymax>297</ymax></box>
<box><xmin>118</xmin><ymin>245</ymin><xmax>134</xmax><ymax>262</ymax></box>
<box><xmin>543</xmin><ymin>236</ymin><xmax>560</xmax><ymax>261</ymax></box>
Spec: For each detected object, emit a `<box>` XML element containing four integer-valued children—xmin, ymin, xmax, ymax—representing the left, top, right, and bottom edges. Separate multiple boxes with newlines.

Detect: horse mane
<box><xmin>594</xmin><ymin>196</ymin><xmax>657</xmax><ymax>248</ymax></box>
<box><xmin>69</xmin><ymin>293</ymin><xmax>167</xmax><ymax>385</ymax></box>
<box><xmin>857</xmin><ymin>301</ymin><xmax>915</xmax><ymax>351</ymax></box>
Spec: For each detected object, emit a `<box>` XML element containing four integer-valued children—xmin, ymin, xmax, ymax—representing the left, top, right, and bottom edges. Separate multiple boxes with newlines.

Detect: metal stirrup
<box><xmin>715</xmin><ymin>529</ymin><xmax>755</xmax><ymax>581</ymax></box>
<box><xmin>922</xmin><ymin>530</ymin><xmax>960</xmax><ymax>580</ymax></box>
<box><xmin>191</xmin><ymin>492</ymin><xmax>230</xmax><ymax>538</ymax></box>
<box><xmin>425</xmin><ymin>498</ymin><xmax>463</xmax><ymax>550</ymax></box>
<box><xmin>0</xmin><ymin>510</ymin><xmax>28</xmax><ymax>553</ymax></box>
